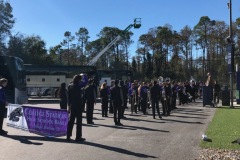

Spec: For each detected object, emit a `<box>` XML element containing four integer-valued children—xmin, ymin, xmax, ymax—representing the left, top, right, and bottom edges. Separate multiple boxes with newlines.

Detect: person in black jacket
<box><xmin>57</xmin><ymin>83</ymin><xmax>68</xmax><ymax>109</ymax></box>
<box><xmin>150</xmin><ymin>80</ymin><xmax>162</xmax><ymax>119</ymax></box>
<box><xmin>165</xmin><ymin>79</ymin><xmax>172</xmax><ymax>116</ymax></box>
<box><xmin>100</xmin><ymin>82</ymin><xmax>108</xmax><ymax>117</ymax></box>
<box><xmin>109</xmin><ymin>80</ymin><xmax>114</xmax><ymax>114</ymax></box>
<box><xmin>0</xmin><ymin>78</ymin><xmax>8</xmax><ymax>135</ymax></box>
<box><xmin>67</xmin><ymin>75</ymin><xmax>85</xmax><ymax>142</ymax></box>
<box><xmin>111</xmin><ymin>80</ymin><xmax>123</xmax><ymax>125</ymax></box>
<box><xmin>214</xmin><ymin>80</ymin><xmax>221</xmax><ymax>104</ymax></box>
<box><xmin>120</xmin><ymin>80</ymin><xmax>128</xmax><ymax>118</ymax></box>
<box><xmin>85</xmin><ymin>79</ymin><xmax>96</xmax><ymax>124</ymax></box>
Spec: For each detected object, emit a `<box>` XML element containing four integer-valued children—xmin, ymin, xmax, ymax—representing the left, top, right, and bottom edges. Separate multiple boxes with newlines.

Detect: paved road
<box><xmin>0</xmin><ymin>101</ymin><xmax>216</xmax><ymax>160</ymax></box>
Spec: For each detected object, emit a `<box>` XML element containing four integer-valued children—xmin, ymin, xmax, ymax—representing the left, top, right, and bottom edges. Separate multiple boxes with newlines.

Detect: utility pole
<box><xmin>228</xmin><ymin>0</ymin><xmax>234</xmax><ymax>108</ymax></box>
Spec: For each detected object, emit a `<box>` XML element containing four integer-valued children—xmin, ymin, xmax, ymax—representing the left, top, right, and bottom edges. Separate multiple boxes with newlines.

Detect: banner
<box><xmin>7</xmin><ymin>104</ymin><xmax>68</xmax><ymax>137</ymax></box>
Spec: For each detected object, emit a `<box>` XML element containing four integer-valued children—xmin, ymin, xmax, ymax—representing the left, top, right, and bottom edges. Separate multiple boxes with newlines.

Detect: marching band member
<box><xmin>128</xmin><ymin>83</ymin><xmax>137</xmax><ymax>114</ymax></box>
<box><xmin>139</xmin><ymin>82</ymin><xmax>148</xmax><ymax>115</ymax></box>
<box><xmin>150</xmin><ymin>80</ymin><xmax>162</xmax><ymax>119</ymax></box>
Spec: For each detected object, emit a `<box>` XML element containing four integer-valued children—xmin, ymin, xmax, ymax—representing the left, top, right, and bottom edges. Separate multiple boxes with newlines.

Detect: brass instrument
<box><xmin>158</xmin><ymin>76</ymin><xmax>164</xmax><ymax>84</ymax></box>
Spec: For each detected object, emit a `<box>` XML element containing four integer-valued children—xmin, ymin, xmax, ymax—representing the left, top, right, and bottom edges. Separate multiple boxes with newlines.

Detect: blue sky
<box><xmin>9</xmin><ymin>0</ymin><xmax>240</xmax><ymax>57</ymax></box>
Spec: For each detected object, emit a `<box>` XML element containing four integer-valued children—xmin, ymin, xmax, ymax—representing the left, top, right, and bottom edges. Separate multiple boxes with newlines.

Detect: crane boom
<box><xmin>87</xmin><ymin>18</ymin><xmax>141</xmax><ymax>66</ymax></box>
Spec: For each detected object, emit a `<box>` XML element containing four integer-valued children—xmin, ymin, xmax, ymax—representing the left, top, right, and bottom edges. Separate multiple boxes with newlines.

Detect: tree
<box><xmin>0</xmin><ymin>1</ymin><xmax>15</xmax><ymax>54</ymax></box>
<box><xmin>179</xmin><ymin>26</ymin><xmax>193</xmax><ymax>78</ymax></box>
<box><xmin>75</xmin><ymin>27</ymin><xmax>89</xmax><ymax>65</ymax></box>
<box><xmin>22</xmin><ymin>35</ymin><xmax>48</xmax><ymax>64</ymax></box>
<box><xmin>61</xmin><ymin>31</ymin><xmax>75</xmax><ymax>65</ymax></box>
<box><xmin>49</xmin><ymin>44</ymin><xmax>62</xmax><ymax>64</ymax></box>
<box><xmin>7</xmin><ymin>33</ymin><xmax>24</xmax><ymax>58</ymax></box>
<box><xmin>194</xmin><ymin>16</ymin><xmax>216</xmax><ymax>76</ymax></box>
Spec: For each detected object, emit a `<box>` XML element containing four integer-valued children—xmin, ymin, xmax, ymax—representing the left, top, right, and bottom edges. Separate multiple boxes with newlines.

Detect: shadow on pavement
<box><xmin>1</xmin><ymin>134</ymin><xmax>43</xmax><ymax>145</ymax></box>
<box><xmin>81</xmin><ymin>141</ymin><xmax>158</xmax><ymax>158</ymax></box>
<box><xmin>2</xmin><ymin>134</ymin><xmax>158</xmax><ymax>158</ymax></box>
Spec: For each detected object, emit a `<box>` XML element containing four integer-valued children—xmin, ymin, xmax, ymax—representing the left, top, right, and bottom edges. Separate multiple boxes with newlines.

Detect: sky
<box><xmin>8</xmin><ymin>0</ymin><xmax>240</xmax><ymax>58</ymax></box>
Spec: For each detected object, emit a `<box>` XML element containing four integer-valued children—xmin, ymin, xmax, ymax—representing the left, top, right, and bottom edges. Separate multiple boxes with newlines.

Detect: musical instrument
<box><xmin>158</xmin><ymin>76</ymin><xmax>164</xmax><ymax>83</ymax></box>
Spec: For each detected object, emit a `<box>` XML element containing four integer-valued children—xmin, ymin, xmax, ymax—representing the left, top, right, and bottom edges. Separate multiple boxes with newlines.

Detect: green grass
<box><xmin>200</xmin><ymin>107</ymin><xmax>240</xmax><ymax>150</ymax></box>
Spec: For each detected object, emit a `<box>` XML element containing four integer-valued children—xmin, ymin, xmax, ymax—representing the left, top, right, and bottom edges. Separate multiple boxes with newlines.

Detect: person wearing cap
<box><xmin>139</xmin><ymin>82</ymin><xmax>148</xmax><ymax>115</ymax></box>
<box><xmin>109</xmin><ymin>80</ymin><xmax>115</xmax><ymax>114</ymax></box>
<box><xmin>67</xmin><ymin>75</ymin><xmax>85</xmax><ymax>142</ymax></box>
<box><xmin>110</xmin><ymin>79</ymin><xmax>124</xmax><ymax>125</ymax></box>
<box><xmin>128</xmin><ymin>83</ymin><xmax>137</xmax><ymax>114</ymax></box>
<box><xmin>150</xmin><ymin>80</ymin><xmax>162</xmax><ymax>119</ymax></box>
<box><xmin>100</xmin><ymin>82</ymin><xmax>109</xmax><ymax>117</ymax></box>
<box><xmin>171</xmin><ymin>81</ymin><xmax>178</xmax><ymax>110</ymax></box>
<box><xmin>85</xmin><ymin>79</ymin><xmax>96</xmax><ymax>124</ymax></box>
<box><xmin>120</xmin><ymin>80</ymin><xmax>127</xmax><ymax>118</ymax></box>
<box><xmin>165</xmin><ymin>79</ymin><xmax>172</xmax><ymax>116</ymax></box>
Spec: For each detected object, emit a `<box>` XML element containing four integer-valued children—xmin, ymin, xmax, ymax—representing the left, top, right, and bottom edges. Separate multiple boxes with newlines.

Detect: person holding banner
<box><xmin>67</xmin><ymin>75</ymin><xmax>85</xmax><ymax>142</ymax></box>
<box><xmin>57</xmin><ymin>83</ymin><xmax>68</xmax><ymax>110</ymax></box>
<box><xmin>0</xmin><ymin>78</ymin><xmax>8</xmax><ymax>135</ymax></box>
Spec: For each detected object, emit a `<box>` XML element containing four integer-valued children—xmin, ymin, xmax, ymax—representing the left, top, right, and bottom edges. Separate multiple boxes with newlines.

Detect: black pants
<box><xmin>60</xmin><ymin>101</ymin><xmax>67</xmax><ymax>110</ymax></box>
<box><xmin>152</xmin><ymin>99</ymin><xmax>160</xmax><ymax>118</ymax></box>
<box><xmin>214</xmin><ymin>92</ymin><xmax>220</xmax><ymax>103</ymax></box>
<box><xmin>0</xmin><ymin>107</ymin><xmax>5</xmax><ymax>131</ymax></box>
<box><xmin>67</xmin><ymin>108</ymin><xmax>82</xmax><ymax>139</ymax></box>
<box><xmin>161</xmin><ymin>99</ymin><xmax>167</xmax><ymax>115</ymax></box>
<box><xmin>101</xmin><ymin>98</ymin><xmax>108</xmax><ymax>117</ymax></box>
<box><xmin>86</xmin><ymin>101</ymin><xmax>94</xmax><ymax>123</ymax></box>
<box><xmin>171</xmin><ymin>96</ymin><xmax>177</xmax><ymax>109</ymax></box>
<box><xmin>109</xmin><ymin>99</ymin><xmax>113</xmax><ymax>113</ymax></box>
<box><xmin>113</xmin><ymin>103</ymin><xmax>122</xmax><ymax>124</ymax></box>
<box><xmin>141</xmin><ymin>98</ymin><xmax>147</xmax><ymax>114</ymax></box>
<box><xmin>166</xmin><ymin>96</ymin><xmax>171</xmax><ymax>115</ymax></box>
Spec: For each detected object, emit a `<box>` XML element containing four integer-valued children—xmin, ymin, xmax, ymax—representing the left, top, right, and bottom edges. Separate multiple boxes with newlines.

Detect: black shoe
<box><xmin>66</xmin><ymin>137</ymin><xmax>72</xmax><ymax>142</ymax></box>
<box><xmin>115</xmin><ymin>122</ymin><xmax>123</xmax><ymax>126</ymax></box>
<box><xmin>75</xmin><ymin>138</ymin><xmax>86</xmax><ymax>142</ymax></box>
<box><xmin>0</xmin><ymin>130</ymin><xmax>8</xmax><ymax>135</ymax></box>
<box><xmin>87</xmin><ymin>122</ymin><xmax>94</xmax><ymax>124</ymax></box>
<box><xmin>105</xmin><ymin>115</ymin><xmax>108</xmax><ymax>117</ymax></box>
<box><xmin>159</xmin><ymin>116</ymin><xmax>163</xmax><ymax>120</ymax></box>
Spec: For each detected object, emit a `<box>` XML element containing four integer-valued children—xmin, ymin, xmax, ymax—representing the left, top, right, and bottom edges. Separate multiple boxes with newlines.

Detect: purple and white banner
<box><xmin>6</xmin><ymin>104</ymin><xmax>68</xmax><ymax>137</ymax></box>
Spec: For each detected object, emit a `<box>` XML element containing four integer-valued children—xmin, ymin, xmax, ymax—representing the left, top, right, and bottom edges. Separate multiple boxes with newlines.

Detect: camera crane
<box><xmin>87</xmin><ymin>18</ymin><xmax>141</xmax><ymax>66</ymax></box>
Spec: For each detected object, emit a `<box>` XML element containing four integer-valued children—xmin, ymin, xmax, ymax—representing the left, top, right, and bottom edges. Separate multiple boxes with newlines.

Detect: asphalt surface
<box><xmin>0</xmin><ymin>100</ymin><xmax>216</xmax><ymax>160</ymax></box>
